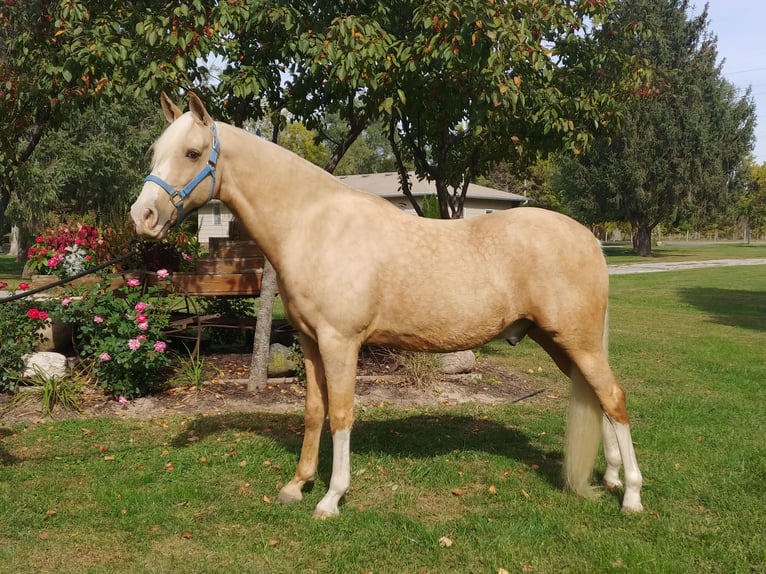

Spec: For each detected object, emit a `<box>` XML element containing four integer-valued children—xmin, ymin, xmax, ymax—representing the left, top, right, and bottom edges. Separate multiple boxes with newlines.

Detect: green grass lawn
<box><xmin>1</xmin><ymin>258</ymin><xmax>766</xmax><ymax>573</ymax></box>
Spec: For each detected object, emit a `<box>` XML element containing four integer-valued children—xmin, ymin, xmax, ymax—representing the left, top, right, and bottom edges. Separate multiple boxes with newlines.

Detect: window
<box><xmin>212</xmin><ymin>203</ymin><xmax>221</xmax><ymax>225</ymax></box>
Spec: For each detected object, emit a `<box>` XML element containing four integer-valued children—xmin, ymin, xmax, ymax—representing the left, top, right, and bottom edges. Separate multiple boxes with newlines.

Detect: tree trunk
<box><xmin>248</xmin><ymin>258</ymin><xmax>278</xmax><ymax>390</ymax></box>
<box><xmin>634</xmin><ymin>221</ymin><xmax>653</xmax><ymax>257</ymax></box>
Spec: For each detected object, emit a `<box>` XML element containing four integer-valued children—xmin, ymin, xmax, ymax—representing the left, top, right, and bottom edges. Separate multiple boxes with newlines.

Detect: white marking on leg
<box><xmin>602</xmin><ymin>413</ymin><xmax>623</xmax><ymax>490</ymax></box>
<box><xmin>606</xmin><ymin>416</ymin><xmax>644</xmax><ymax>512</ymax></box>
<box><xmin>313</xmin><ymin>429</ymin><xmax>351</xmax><ymax>518</ymax></box>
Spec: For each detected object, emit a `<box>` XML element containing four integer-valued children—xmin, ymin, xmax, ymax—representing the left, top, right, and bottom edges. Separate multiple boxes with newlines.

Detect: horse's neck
<box><xmin>216</xmin><ymin>123</ymin><xmax>338</xmax><ymax>266</ymax></box>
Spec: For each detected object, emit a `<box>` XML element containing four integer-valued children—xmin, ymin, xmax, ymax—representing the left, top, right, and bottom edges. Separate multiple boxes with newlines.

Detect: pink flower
<box><xmin>182</xmin><ymin>253</ymin><xmax>193</xmax><ymax>262</ymax></box>
<box><xmin>93</xmin><ymin>315</ymin><xmax>104</xmax><ymax>324</ymax></box>
<box><xmin>18</xmin><ymin>282</ymin><xmax>30</xmax><ymax>291</ymax></box>
<box><xmin>137</xmin><ymin>334</ymin><xmax>147</xmax><ymax>341</ymax></box>
<box><xmin>134</xmin><ymin>302</ymin><xmax>147</xmax><ymax>312</ymax></box>
<box><xmin>135</xmin><ymin>313</ymin><xmax>148</xmax><ymax>323</ymax></box>
<box><xmin>38</xmin><ymin>311</ymin><xmax>49</xmax><ymax>320</ymax></box>
<box><xmin>154</xmin><ymin>341</ymin><xmax>167</xmax><ymax>353</ymax></box>
<box><xmin>156</xmin><ymin>269</ymin><xmax>170</xmax><ymax>280</ymax></box>
<box><xmin>127</xmin><ymin>338</ymin><xmax>141</xmax><ymax>351</ymax></box>
<box><xmin>99</xmin><ymin>352</ymin><xmax>111</xmax><ymax>362</ymax></box>
<box><xmin>117</xmin><ymin>396</ymin><xmax>129</xmax><ymax>405</ymax></box>
<box><xmin>126</xmin><ymin>278</ymin><xmax>141</xmax><ymax>287</ymax></box>
<box><xmin>61</xmin><ymin>297</ymin><xmax>71</xmax><ymax>306</ymax></box>
<box><xmin>47</xmin><ymin>257</ymin><xmax>60</xmax><ymax>268</ymax></box>
<box><xmin>137</xmin><ymin>322</ymin><xmax>149</xmax><ymax>331</ymax></box>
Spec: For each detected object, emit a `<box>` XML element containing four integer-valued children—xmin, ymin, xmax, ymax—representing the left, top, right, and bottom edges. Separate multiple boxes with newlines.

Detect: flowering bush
<box><xmin>27</xmin><ymin>222</ymin><xmax>116</xmax><ymax>277</ymax></box>
<box><xmin>0</xmin><ymin>283</ymin><xmax>51</xmax><ymax>392</ymax></box>
<box><xmin>52</xmin><ymin>272</ymin><xmax>174</xmax><ymax>398</ymax></box>
<box><xmin>138</xmin><ymin>229</ymin><xmax>201</xmax><ymax>272</ymax></box>
<box><xmin>27</xmin><ymin>220</ymin><xmax>202</xmax><ymax>279</ymax></box>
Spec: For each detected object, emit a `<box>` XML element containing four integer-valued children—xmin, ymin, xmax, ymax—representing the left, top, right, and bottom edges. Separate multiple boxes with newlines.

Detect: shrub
<box><xmin>0</xmin><ymin>285</ymin><xmax>51</xmax><ymax>392</ymax></box>
<box><xmin>26</xmin><ymin>221</ymin><xmax>118</xmax><ymax>277</ymax></box>
<box><xmin>52</xmin><ymin>271</ymin><xmax>174</xmax><ymax>398</ymax></box>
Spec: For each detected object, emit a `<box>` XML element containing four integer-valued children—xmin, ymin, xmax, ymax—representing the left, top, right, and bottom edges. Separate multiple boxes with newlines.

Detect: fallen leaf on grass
<box><xmin>98</xmin><ymin>444</ymin><xmax>108</xmax><ymax>454</ymax></box>
<box><xmin>182</xmin><ymin>531</ymin><xmax>193</xmax><ymax>539</ymax></box>
<box><xmin>262</xmin><ymin>495</ymin><xmax>272</xmax><ymax>504</ymax></box>
<box><xmin>498</xmin><ymin>569</ymin><xmax>510</xmax><ymax>574</ymax></box>
<box><xmin>451</xmin><ymin>488</ymin><xmax>464</xmax><ymax>496</ymax></box>
<box><xmin>488</xmin><ymin>485</ymin><xmax>497</xmax><ymax>495</ymax></box>
<box><xmin>268</xmin><ymin>539</ymin><xmax>278</xmax><ymax>547</ymax></box>
<box><xmin>438</xmin><ymin>536</ymin><xmax>453</xmax><ymax>548</ymax></box>
<box><xmin>103</xmin><ymin>456</ymin><xmax>115</xmax><ymax>462</ymax></box>
<box><xmin>43</xmin><ymin>510</ymin><xmax>57</xmax><ymax>520</ymax></box>
<box><xmin>238</xmin><ymin>460</ymin><xmax>247</xmax><ymax>468</ymax></box>
<box><xmin>38</xmin><ymin>531</ymin><xmax>49</xmax><ymax>540</ymax></box>
<box><xmin>521</xmin><ymin>489</ymin><xmax>530</xmax><ymax>499</ymax></box>
<box><xmin>165</xmin><ymin>462</ymin><xmax>175</xmax><ymax>471</ymax></box>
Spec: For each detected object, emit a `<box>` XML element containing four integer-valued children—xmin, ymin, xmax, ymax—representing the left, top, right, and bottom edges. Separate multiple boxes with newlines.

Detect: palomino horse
<box><xmin>131</xmin><ymin>93</ymin><xmax>643</xmax><ymax>518</ymax></box>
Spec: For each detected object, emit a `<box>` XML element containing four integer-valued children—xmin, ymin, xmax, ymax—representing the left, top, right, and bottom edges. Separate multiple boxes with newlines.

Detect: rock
<box><xmin>438</xmin><ymin>350</ymin><xmax>476</xmax><ymax>375</ymax></box>
<box><xmin>268</xmin><ymin>343</ymin><xmax>298</xmax><ymax>376</ymax></box>
<box><xmin>22</xmin><ymin>352</ymin><xmax>68</xmax><ymax>379</ymax></box>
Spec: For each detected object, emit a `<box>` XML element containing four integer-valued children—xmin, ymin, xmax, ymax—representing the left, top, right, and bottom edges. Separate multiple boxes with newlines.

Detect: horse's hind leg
<box><xmin>571</xmin><ymin>351</ymin><xmax>643</xmax><ymax>512</ymax></box>
<box><xmin>278</xmin><ymin>335</ymin><xmax>328</xmax><ymax>504</ymax></box>
<box><xmin>602</xmin><ymin>415</ymin><xmax>623</xmax><ymax>491</ymax></box>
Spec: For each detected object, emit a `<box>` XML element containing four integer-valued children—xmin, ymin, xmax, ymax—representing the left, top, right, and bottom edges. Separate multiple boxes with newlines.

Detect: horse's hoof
<box><xmin>277</xmin><ymin>484</ymin><xmax>303</xmax><ymax>504</ymax></box>
<box><xmin>312</xmin><ymin>509</ymin><xmax>338</xmax><ymax>520</ymax></box>
<box><xmin>621</xmin><ymin>492</ymin><xmax>644</xmax><ymax>513</ymax></box>
<box><xmin>603</xmin><ymin>478</ymin><xmax>623</xmax><ymax>492</ymax></box>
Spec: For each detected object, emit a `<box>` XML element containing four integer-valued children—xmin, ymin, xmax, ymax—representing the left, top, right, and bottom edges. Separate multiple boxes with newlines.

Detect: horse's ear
<box><xmin>160</xmin><ymin>92</ymin><xmax>182</xmax><ymax>123</ymax></box>
<box><xmin>188</xmin><ymin>92</ymin><xmax>213</xmax><ymax>127</ymax></box>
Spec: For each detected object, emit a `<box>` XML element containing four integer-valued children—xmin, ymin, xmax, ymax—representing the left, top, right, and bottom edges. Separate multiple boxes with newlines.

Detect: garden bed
<box><xmin>0</xmin><ymin>352</ymin><xmax>544</xmax><ymax>423</ymax></box>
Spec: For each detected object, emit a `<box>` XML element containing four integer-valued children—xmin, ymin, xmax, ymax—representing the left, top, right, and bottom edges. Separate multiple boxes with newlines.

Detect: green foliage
<box><xmin>554</xmin><ymin>0</ymin><xmax>756</xmax><ymax>255</ymax></box>
<box><xmin>198</xmin><ymin>297</ymin><xmax>256</xmax><ymax>349</ymax></box>
<box><xmin>169</xmin><ymin>348</ymin><xmax>211</xmax><ymax>391</ymax></box>
<box><xmin>12</xmin><ymin>364</ymin><xmax>85</xmax><ymax>417</ymax></box>
<box><xmin>51</xmin><ymin>275</ymin><xmax>173</xmax><ymax>399</ymax></box>
<box><xmin>15</xmin><ymin>95</ymin><xmax>166</xmax><ymax>228</ymax></box>
<box><xmin>420</xmin><ymin>195</ymin><xmax>441</xmax><ymax>219</ymax></box>
<box><xmin>0</xmin><ymin>294</ymin><xmax>50</xmax><ymax>392</ymax></box>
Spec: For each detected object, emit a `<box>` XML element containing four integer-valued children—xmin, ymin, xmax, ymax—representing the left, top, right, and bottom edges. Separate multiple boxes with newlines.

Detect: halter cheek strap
<box><xmin>144</xmin><ymin>123</ymin><xmax>220</xmax><ymax>225</ymax></box>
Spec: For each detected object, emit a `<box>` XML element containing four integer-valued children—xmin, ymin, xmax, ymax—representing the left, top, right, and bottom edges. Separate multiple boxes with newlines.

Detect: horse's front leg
<box><xmin>312</xmin><ymin>335</ymin><xmax>360</xmax><ymax>519</ymax></box>
<box><xmin>278</xmin><ymin>335</ymin><xmax>327</xmax><ymax>504</ymax></box>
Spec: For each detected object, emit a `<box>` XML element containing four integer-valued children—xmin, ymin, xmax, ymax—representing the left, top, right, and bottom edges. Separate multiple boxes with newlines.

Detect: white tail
<box><xmin>563</xmin><ymin>308</ymin><xmax>610</xmax><ymax>498</ymax></box>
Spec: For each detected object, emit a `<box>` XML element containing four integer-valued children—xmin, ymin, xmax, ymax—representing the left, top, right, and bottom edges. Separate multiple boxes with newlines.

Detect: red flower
<box><xmin>27</xmin><ymin>308</ymin><xmax>40</xmax><ymax>319</ymax></box>
<box><xmin>18</xmin><ymin>282</ymin><xmax>30</xmax><ymax>290</ymax></box>
<box><xmin>0</xmin><ymin>281</ymin><xmax>7</xmax><ymax>289</ymax></box>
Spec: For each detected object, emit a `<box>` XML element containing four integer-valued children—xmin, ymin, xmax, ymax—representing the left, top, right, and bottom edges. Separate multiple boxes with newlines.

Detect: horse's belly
<box><xmin>366</xmin><ymin>317</ymin><xmax>505</xmax><ymax>353</ymax></box>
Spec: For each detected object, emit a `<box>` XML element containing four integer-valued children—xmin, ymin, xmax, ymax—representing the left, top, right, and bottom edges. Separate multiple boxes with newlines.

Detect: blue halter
<box><xmin>144</xmin><ymin>123</ymin><xmax>220</xmax><ymax>225</ymax></box>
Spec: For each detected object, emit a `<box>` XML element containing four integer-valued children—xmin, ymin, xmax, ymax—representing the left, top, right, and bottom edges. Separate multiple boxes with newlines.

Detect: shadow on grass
<box><xmin>0</xmin><ymin>427</ymin><xmax>20</xmax><ymax>466</ymax></box>
<box><xmin>172</xmin><ymin>411</ymin><xmax>564</xmax><ymax>493</ymax></box>
<box><xmin>678</xmin><ymin>287</ymin><xmax>766</xmax><ymax>332</ymax></box>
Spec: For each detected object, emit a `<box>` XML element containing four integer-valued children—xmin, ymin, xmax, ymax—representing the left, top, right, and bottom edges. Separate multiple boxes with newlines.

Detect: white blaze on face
<box><xmin>130</xmin><ymin>183</ymin><xmax>172</xmax><ymax>239</ymax></box>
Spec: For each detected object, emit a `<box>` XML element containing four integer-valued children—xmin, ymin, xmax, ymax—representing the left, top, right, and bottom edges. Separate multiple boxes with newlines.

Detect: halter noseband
<box><xmin>144</xmin><ymin>123</ymin><xmax>220</xmax><ymax>225</ymax></box>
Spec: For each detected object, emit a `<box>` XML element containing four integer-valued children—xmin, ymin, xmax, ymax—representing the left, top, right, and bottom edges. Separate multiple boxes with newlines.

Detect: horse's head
<box><xmin>131</xmin><ymin>92</ymin><xmax>219</xmax><ymax>239</ymax></box>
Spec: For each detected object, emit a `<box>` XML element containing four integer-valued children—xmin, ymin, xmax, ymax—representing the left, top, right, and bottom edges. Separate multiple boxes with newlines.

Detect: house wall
<box><xmin>383</xmin><ymin>197</ymin><xmax>521</xmax><ymax>218</ymax></box>
<box><xmin>197</xmin><ymin>201</ymin><xmax>236</xmax><ymax>245</ymax></box>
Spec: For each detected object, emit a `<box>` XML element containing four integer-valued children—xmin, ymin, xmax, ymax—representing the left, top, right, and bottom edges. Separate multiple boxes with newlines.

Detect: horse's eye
<box><xmin>186</xmin><ymin>149</ymin><xmax>201</xmax><ymax>160</ymax></box>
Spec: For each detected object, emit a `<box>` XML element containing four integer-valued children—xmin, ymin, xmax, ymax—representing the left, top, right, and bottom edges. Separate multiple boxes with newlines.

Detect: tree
<box><xmin>739</xmin><ymin>163</ymin><xmax>766</xmax><ymax>242</ymax></box>
<box><xmin>0</xmin><ymin>1</ymin><xmax>222</xmax><ymax>238</ymax></box>
<box><xmin>12</xmin><ymin>95</ymin><xmax>164</xmax><ymax>231</ymax></box>
<box><xmin>555</xmin><ymin>0</ymin><xmax>756</xmax><ymax>255</ymax></box>
<box><xmin>249</xmin><ymin>0</ymin><xmax>640</xmax><ymax>218</ymax></box>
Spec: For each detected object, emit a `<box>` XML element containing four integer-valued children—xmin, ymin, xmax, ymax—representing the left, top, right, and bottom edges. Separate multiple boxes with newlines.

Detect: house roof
<box><xmin>336</xmin><ymin>172</ymin><xmax>528</xmax><ymax>204</ymax></box>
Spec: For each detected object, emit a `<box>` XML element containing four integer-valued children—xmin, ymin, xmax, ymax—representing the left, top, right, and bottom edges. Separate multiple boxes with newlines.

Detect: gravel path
<box><xmin>608</xmin><ymin>258</ymin><xmax>766</xmax><ymax>275</ymax></box>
